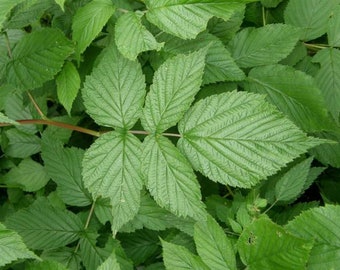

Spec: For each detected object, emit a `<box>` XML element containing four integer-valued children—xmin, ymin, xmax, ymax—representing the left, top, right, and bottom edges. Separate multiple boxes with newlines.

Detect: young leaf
<box><xmin>229</xmin><ymin>24</ymin><xmax>300</xmax><ymax>68</ymax></box>
<box><xmin>5</xmin><ymin>28</ymin><xmax>73</xmax><ymax>90</ymax></box>
<box><xmin>3</xmin><ymin>158</ymin><xmax>49</xmax><ymax>192</ymax></box>
<box><xmin>55</xmin><ymin>0</ymin><xmax>66</xmax><ymax>12</ymax></box>
<box><xmin>82</xmin><ymin>43</ymin><xmax>145</xmax><ymax>129</ymax></box>
<box><xmin>142</xmin><ymin>49</ymin><xmax>206</xmax><ymax>133</ymax></box>
<box><xmin>161</xmin><ymin>240</ymin><xmax>209</xmax><ymax>270</ymax></box>
<box><xmin>0</xmin><ymin>112</ymin><xmax>19</xmax><ymax>125</ymax></box>
<box><xmin>312</xmin><ymin>48</ymin><xmax>340</xmax><ymax>121</ymax></box>
<box><xmin>286</xmin><ymin>205</ymin><xmax>340</xmax><ymax>270</ymax></box>
<box><xmin>284</xmin><ymin>0</ymin><xmax>337</xmax><ymax>41</ymax></box>
<box><xmin>41</xmin><ymin>136</ymin><xmax>92</xmax><ymax>207</ymax></box>
<box><xmin>145</xmin><ymin>0</ymin><xmax>248</xmax><ymax>39</ymax></box>
<box><xmin>141</xmin><ymin>135</ymin><xmax>206</xmax><ymax>220</ymax></box>
<box><xmin>0</xmin><ymin>222</ymin><xmax>38</xmax><ymax>267</ymax></box>
<box><xmin>5</xmin><ymin>197</ymin><xmax>83</xmax><ymax>250</ymax></box>
<box><xmin>237</xmin><ymin>217</ymin><xmax>313</xmax><ymax>270</ymax></box>
<box><xmin>194</xmin><ymin>215</ymin><xmax>236</xmax><ymax>270</ymax></box>
<box><xmin>72</xmin><ymin>0</ymin><xmax>115</xmax><ymax>58</ymax></box>
<box><xmin>82</xmin><ymin>132</ymin><xmax>143</xmax><ymax>233</ymax></box>
<box><xmin>115</xmin><ymin>11</ymin><xmax>164</xmax><ymax>60</ymax></box>
<box><xmin>275</xmin><ymin>157</ymin><xmax>313</xmax><ymax>203</ymax></box>
<box><xmin>245</xmin><ymin>64</ymin><xmax>331</xmax><ymax>132</ymax></box>
<box><xmin>56</xmin><ymin>62</ymin><xmax>81</xmax><ymax>116</ymax></box>
<box><xmin>178</xmin><ymin>92</ymin><xmax>323</xmax><ymax>188</ymax></box>
<box><xmin>328</xmin><ymin>5</ymin><xmax>340</xmax><ymax>47</ymax></box>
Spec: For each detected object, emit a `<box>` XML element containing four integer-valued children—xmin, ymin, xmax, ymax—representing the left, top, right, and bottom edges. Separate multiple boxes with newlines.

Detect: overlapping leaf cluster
<box><xmin>0</xmin><ymin>0</ymin><xmax>340</xmax><ymax>269</ymax></box>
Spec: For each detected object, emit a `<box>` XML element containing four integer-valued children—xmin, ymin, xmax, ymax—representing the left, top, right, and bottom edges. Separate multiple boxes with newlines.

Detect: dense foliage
<box><xmin>1</xmin><ymin>0</ymin><xmax>340</xmax><ymax>269</ymax></box>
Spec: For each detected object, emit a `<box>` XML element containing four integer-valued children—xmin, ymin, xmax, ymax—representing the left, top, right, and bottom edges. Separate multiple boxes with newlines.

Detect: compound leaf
<box><xmin>0</xmin><ymin>222</ymin><xmax>38</xmax><ymax>267</ymax></box>
<box><xmin>5</xmin><ymin>28</ymin><xmax>73</xmax><ymax>90</ymax></box>
<box><xmin>178</xmin><ymin>91</ymin><xmax>323</xmax><ymax>188</ymax></box>
<box><xmin>284</xmin><ymin>0</ymin><xmax>337</xmax><ymax>41</ymax></box>
<box><xmin>56</xmin><ymin>61</ymin><xmax>81</xmax><ymax>116</ymax></box>
<box><xmin>245</xmin><ymin>64</ymin><xmax>331</xmax><ymax>132</ymax></box>
<box><xmin>5</xmin><ymin>197</ymin><xmax>83</xmax><ymax>250</ymax></box>
<box><xmin>83</xmin><ymin>43</ymin><xmax>145</xmax><ymax>129</ymax></box>
<box><xmin>237</xmin><ymin>217</ymin><xmax>313</xmax><ymax>270</ymax></box>
<box><xmin>142</xmin><ymin>49</ymin><xmax>206</xmax><ymax>133</ymax></box>
<box><xmin>229</xmin><ymin>24</ymin><xmax>300</xmax><ymax>68</ymax></box>
<box><xmin>194</xmin><ymin>215</ymin><xmax>236</xmax><ymax>270</ymax></box>
<box><xmin>286</xmin><ymin>205</ymin><xmax>340</xmax><ymax>270</ymax></box>
<box><xmin>312</xmin><ymin>48</ymin><xmax>340</xmax><ymax>121</ymax></box>
<box><xmin>145</xmin><ymin>0</ymin><xmax>249</xmax><ymax>39</ymax></box>
<box><xmin>115</xmin><ymin>11</ymin><xmax>164</xmax><ymax>60</ymax></box>
<box><xmin>161</xmin><ymin>240</ymin><xmax>209</xmax><ymax>270</ymax></box>
<box><xmin>141</xmin><ymin>135</ymin><xmax>206</xmax><ymax>220</ymax></box>
<box><xmin>72</xmin><ymin>0</ymin><xmax>115</xmax><ymax>58</ymax></box>
<box><xmin>82</xmin><ymin>132</ymin><xmax>143</xmax><ymax>234</ymax></box>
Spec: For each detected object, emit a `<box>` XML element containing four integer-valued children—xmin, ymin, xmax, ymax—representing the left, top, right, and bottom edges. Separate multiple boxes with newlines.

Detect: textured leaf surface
<box><xmin>83</xmin><ymin>44</ymin><xmax>145</xmax><ymax>129</ymax></box>
<box><xmin>194</xmin><ymin>215</ymin><xmax>236</xmax><ymax>270</ymax></box>
<box><xmin>41</xmin><ymin>136</ymin><xmax>92</xmax><ymax>207</ymax></box>
<box><xmin>5</xmin><ymin>129</ymin><xmax>41</xmax><ymax>158</ymax></box>
<box><xmin>238</xmin><ymin>217</ymin><xmax>313</xmax><ymax>270</ymax></box>
<box><xmin>0</xmin><ymin>222</ymin><xmax>38</xmax><ymax>267</ymax></box>
<box><xmin>312</xmin><ymin>48</ymin><xmax>340</xmax><ymax>121</ymax></box>
<box><xmin>275</xmin><ymin>157</ymin><xmax>313</xmax><ymax>203</ymax></box>
<box><xmin>178</xmin><ymin>92</ymin><xmax>323</xmax><ymax>188</ymax></box>
<box><xmin>55</xmin><ymin>0</ymin><xmax>66</xmax><ymax>11</ymax></box>
<box><xmin>286</xmin><ymin>205</ymin><xmax>340</xmax><ymax>270</ymax></box>
<box><xmin>82</xmin><ymin>132</ymin><xmax>143</xmax><ymax>233</ymax></box>
<box><xmin>115</xmin><ymin>11</ymin><xmax>164</xmax><ymax>60</ymax></box>
<box><xmin>0</xmin><ymin>0</ymin><xmax>24</xmax><ymax>28</ymax></box>
<box><xmin>3</xmin><ymin>158</ymin><xmax>49</xmax><ymax>192</ymax></box>
<box><xmin>26</xmin><ymin>260</ymin><xmax>68</xmax><ymax>270</ymax></box>
<box><xmin>56</xmin><ymin>62</ymin><xmax>81</xmax><ymax>115</ymax></box>
<box><xmin>284</xmin><ymin>0</ymin><xmax>337</xmax><ymax>41</ymax></box>
<box><xmin>229</xmin><ymin>24</ymin><xmax>300</xmax><ymax>68</ymax></box>
<box><xmin>5</xmin><ymin>198</ymin><xmax>83</xmax><ymax>249</ymax></box>
<box><xmin>5</xmin><ymin>28</ymin><xmax>73</xmax><ymax>90</ymax></box>
<box><xmin>160</xmin><ymin>32</ymin><xmax>245</xmax><ymax>84</ymax></box>
<box><xmin>145</xmin><ymin>0</ymin><xmax>247</xmax><ymax>39</ymax></box>
<box><xmin>245</xmin><ymin>64</ymin><xmax>331</xmax><ymax>132</ymax></box>
<box><xmin>260</xmin><ymin>0</ymin><xmax>283</xmax><ymax>8</ymax></box>
<box><xmin>328</xmin><ymin>5</ymin><xmax>340</xmax><ymax>47</ymax></box>
<box><xmin>72</xmin><ymin>0</ymin><xmax>115</xmax><ymax>57</ymax></box>
<box><xmin>141</xmin><ymin>135</ymin><xmax>206</xmax><ymax>220</ymax></box>
<box><xmin>97</xmin><ymin>252</ymin><xmax>121</xmax><ymax>270</ymax></box>
<box><xmin>0</xmin><ymin>112</ymin><xmax>19</xmax><ymax>125</ymax></box>
<box><xmin>162</xmin><ymin>240</ymin><xmax>209</xmax><ymax>270</ymax></box>
<box><xmin>142</xmin><ymin>50</ymin><xmax>206</xmax><ymax>133</ymax></box>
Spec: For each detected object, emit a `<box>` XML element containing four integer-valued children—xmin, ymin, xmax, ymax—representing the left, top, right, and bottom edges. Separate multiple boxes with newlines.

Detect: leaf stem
<box><xmin>262</xmin><ymin>6</ymin><xmax>266</xmax><ymax>26</ymax></box>
<box><xmin>27</xmin><ymin>91</ymin><xmax>47</xmax><ymax>119</ymax></box>
<box><xmin>263</xmin><ymin>199</ymin><xmax>278</xmax><ymax>215</ymax></box>
<box><xmin>162</xmin><ymin>132</ymin><xmax>181</xmax><ymax>138</ymax></box>
<box><xmin>4</xmin><ymin>31</ymin><xmax>13</xmax><ymax>58</ymax></box>
<box><xmin>304</xmin><ymin>43</ymin><xmax>327</xmax><ymax>50</ymax></box>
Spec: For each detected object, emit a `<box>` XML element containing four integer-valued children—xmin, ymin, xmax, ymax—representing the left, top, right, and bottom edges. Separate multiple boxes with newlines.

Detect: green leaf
<box><xmin>312</xmin><ymin>48</ymin><xmax>340</xmax><ymax>121</ymax></box>
<box><xmin>141</xmin><ymin>135</ymin><xmax>206</xmax><ymax>220</ymax></box>
<box><xmin>3</xmin><ymin>158</ymin><xmax>49</xmax><ymax>192</ymax></box>
<box><xmin>40</xmin><ymin>247</ymin><xmax>82</xmax><ymax>270</ymax></box>
<box><xmin>260</xmin><ymin>0</ymin><xmax>283</xmax><ymax>8</ymax></box>
<box><xmin>275</xmin><ymin>157</ymin><xmax>313</xmax><ymax>203</ymax></box>
<box><xmin>328</xmin><ymin>5</ymin><xmax>340</xmax><ymax>47</ymax></box>
<box><xmin>0</xmin><ymin>112</ymin><xmax>19</xmax><ymax>125</ymax></box>
<box><xmin>5</xmin><ymin>28</ymin><xmax>73</xmax><ymax>90</ymax></box>
<box><xmin>286</xmin><ymin>205</ymin><xmax>340</xmax><ymax>270</ymax></box>
<box><xmin>0</xmin><ymin>222</ymin><xmax>38</xmax><ymax>267</ymax></box>
<box><xmin>97</xmin><ymin>252</ymin><xmax>121</xmax><ymax>270</ymax></box>
<box><xmin>245</xmin><ymin>64</ymin><xmax>331</xmax><ymax>132</ymax></box>
<box><xmin>141</xmin><ymin>49</ymin><xmax>206</xmax><ymax>133</ymax></box>
<box><xmin>56</xmin><ymin>62</ymin><xmax>81</xmax><ymax>116</ymax></box>
<box><xmin>55</xmin><ymin>0</ymin><xmax>66</xmax><ymax>11</ymax></box>
<box><xmin>72</xmin><ymin>0</ymin><xmax>115</xmax><ymax>58</ymax></box>
<box><xmin>83</xmin><ymin>43</ymin><xmax>145</xmax><ymax>129</ymax></box>
<box><xmin>5</xmin><ymin>197</ymin><xmax>83</xmax><ymax>250</ymax></box>
<box><xmin>41</xmin><ymin>136</ymin><xmax>92</xmax><ymax>207</ymax></box>
<box><xmin>0</xmin><ymin>0</ymin><xmax>23</xmax><ymax>28</ymax></box>
<box><xmin>178</xmin><ymin>92</ymin><xmax>323</xmax><ymax>188</ymax></box>
<box><xmin>161</xmin><ymin>240</ymin><xmax>209</xmax><ymax>270</ymax></box>
<box><xmin>284</xmin><ymin>0</ymin><xmax>337</xmax><ymax>41</ymax></box>
<box><xmin>26</xmin><ymin>260</ymin><xmax>68</xmax><ymax>270</ymax></box>
<box><xmin>160</xmin><ymin>32</ymin><xmax>245</xmax><ymax>84</ymax></box>
<box><xmin>145</xmin><ymin>0</ymin><xmax>248</xmax><ymax>39</ymax></box>
<box><xmin>238</xmin><ymin>217</ymin><xmax>313</xmax><ymax>270</ymax></box>
<box><xmin>194</xmin><ymin>215</ymin><xmax>236</xmax><ymax>270</ymax></box>
<box><xmin>115</xmin><ymin>11</ymin><xmax>164</xmax><ymax>60</ymax></box>
<box><xmin>229</xmin><ymin>24</ymin><xmax>300</xmax><ymax>68</ymax></box>
<box><xmin>82</xmin><ymin>132</ymin><xmax>143</xmax><ymax>233</ymax></box>
<box><xmin>5</xmin><ymin>129</ymin><xmax>41</xmax><ymax>158</ymax></box>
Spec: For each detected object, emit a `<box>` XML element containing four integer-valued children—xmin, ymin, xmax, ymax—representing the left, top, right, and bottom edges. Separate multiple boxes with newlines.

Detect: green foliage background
<box><xmin>1</xmin><ymin>0</ymin><xmax>340</xmax><ymax>269</ymax></box>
